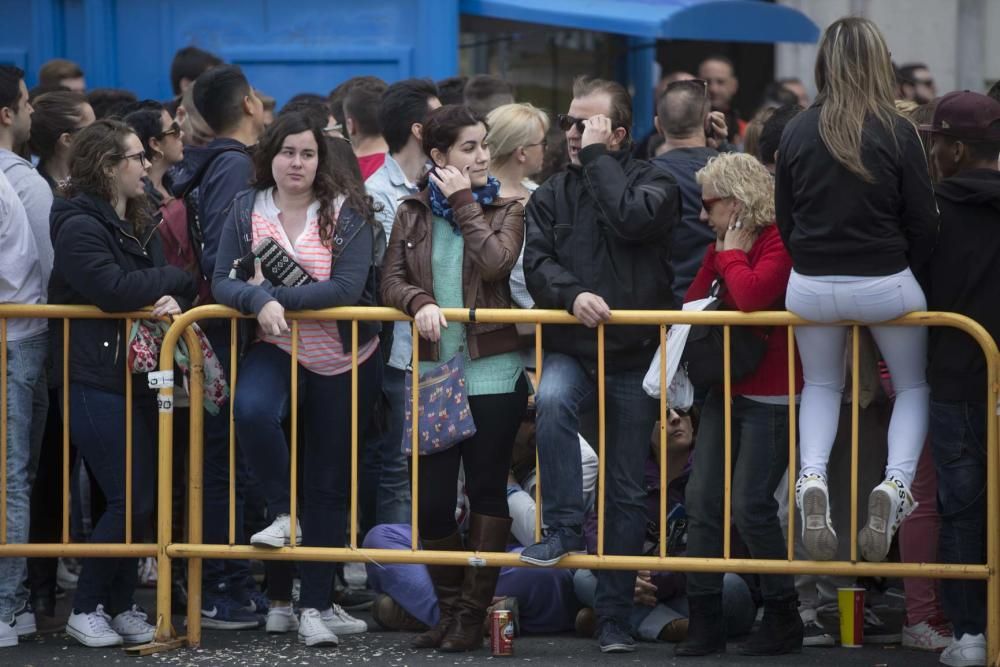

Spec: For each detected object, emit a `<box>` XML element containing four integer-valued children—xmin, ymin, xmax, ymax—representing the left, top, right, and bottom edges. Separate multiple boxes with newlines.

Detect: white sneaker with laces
<box><xmin>940</xmin><ymin>632</ymin><xmax>986</xmax><ymax>667</ymax></box>
<box><xmin>111</xmin><ymin>605</ymin><xmax>155</xmax><ymax>644</ymax></box>
<box><xmin>66</xmin><ymin>605</ymin><xmax>124</xmax><ymax>647</ymax></box>
<box><xmin>266</xmin><ymin>605</ymin><xmax>299</xmax><ymax>634</ymax></box>
<box><xmin>321</xmin><ymin>604</ymin><xmax>368</xmax><ymax>635</ymax></box>
<box><xmin>13</xmin><ymin>602</ymin><xmax>36</xmax><ymax>636</ymax></box>
<box><xmin>859</xmin><ymin>476</ymin><xmax>917</xmax><ymax>562</ymax></box>
<box><xmin>298</xmin><ymin>608</ymin><xmax>339</xmax><ymax>646</ymax></box>
<box><xmin>902</xmin><ymin>617</ymin><xmax>952</xmax><ymax>652</ymax></box>
<box><xmin>796</xmin><ymin>473</ymin><xmax>838</xmax><ymax>560</ymax></box>
<box><xmin>251</xmin><ymin>514</ymin><xmax>302</xmax><ymax>548</ymax></box>
<box><xmin>0</xmin><ymin>617</ymin><xmax>16</xmax><ymax>648</ymax></box>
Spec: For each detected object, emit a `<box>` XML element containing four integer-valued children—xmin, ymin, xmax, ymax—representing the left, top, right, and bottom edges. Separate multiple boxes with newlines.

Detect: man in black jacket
<box><xmin>521</xmin><ymin>76</ymin><xmax>679</xmax><ymax>654</ymax></box>
<box><xmin>923</xmin><ymin>91</ymin><xmax>1000</xmax><ymax>667</ymax></box>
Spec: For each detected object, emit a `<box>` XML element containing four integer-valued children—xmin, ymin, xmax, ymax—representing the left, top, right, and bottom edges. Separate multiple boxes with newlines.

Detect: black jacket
<box><xmin>48</xmin><ymin>194</ymin><xmax>196</xmax><ymax>394</ymax></box>
<box><xmin>650</xmin><ymin>146</ymin><xmax>718</xmax><ymax>303</ymax></box>
<box><xmin>524</xmin><ymin>144</ymin><xmax>680</xmax><ymax>370</ymax></box>
<box><xmin>927</xmin><ymin>168</ymin><xmax>1000</xmax><ymax>402</ymax></box>
<box><xmin>170</xmin><ymin>138</ymin><xmax>253</xmax><ymax>281</ymax></box>
<box><xmin>775</xmin><ymin>106</ymin><xmax>939</xmax><ymax>277</ymax></box>
<box><xmin>211</xmin><ymin>188</ymin><xmax>380</xmax><ymax>356</ymax></box>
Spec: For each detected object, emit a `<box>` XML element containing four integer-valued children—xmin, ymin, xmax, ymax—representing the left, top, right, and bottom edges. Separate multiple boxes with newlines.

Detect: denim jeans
<box><xmin>69</xmin><ymin>384</ymin><xmax>157</xmax><ymax>615</ymax></box>
<box><xmin>929</xmin><ymin>400</ymin><xmax>986</xmax><ymax>638</ymax></box>
<box><xmin>534</xmin><ymin>352</ymin><xmax>657</xmax><ymax>623</ymax></box>
<box><xmin>360</xmin><ymin>366</ymin><xmax>411</xmax><ymax>531</ymax></box>
<box><xmin>686</xmin><ymin>389</ymin><xmax>795</xmax><ymax>600</ymax></box>
<box><xmin>573</xmin><ymin>569</ymin><xmax>756</xmax><ymax>640</ymax></box>
<box><xmin>201</xmin><ymin>324</ymin><xmax>250</xmax><ymax>596</ymax></box>
<box><xmin>0</xmin><ymin>331</ymin><xmax>48</xmax><ymax>621</ymax></box>
<box><xmin>234</xmin><ymin>342</ymin><xmax>382</xmax><ymax>610</ymax></box>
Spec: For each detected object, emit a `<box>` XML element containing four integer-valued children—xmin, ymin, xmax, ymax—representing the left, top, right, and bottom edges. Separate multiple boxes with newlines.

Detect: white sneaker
<box><xmin>859</xmin><ymin>477</ymin><xmax>917</xmax><ymax>562</ymax></box>
<box><xmin>0</xmin><ymin>617</ymin><xmax>16</xmax><ymax>648</ymax></box>
<box><xmin>66</xmin><ymin>605</ymin><xmax>124</xmax><ymax>647</ymax></box>
<box><xmin>58</xmin><ymin>558</ymin><xmax>80</xmax><ymax>590</ymax></box>
<box><xmin>902</xmin><ymin>616</ymin><xmax>952</xmax><ymax>652</ymax></box>
<box><xmin>13</xmin><ymin>602</ymin><xmax>36</xmax><ymax>636</ymax></box>
<box><xmin>796</xmin><ymin>473</ymin><xmax>838</xmax><ymax>560</ymax></box>
<box><xmin>251</xmin><ymin>514</ymin><xmax>302</xmax><ymax>548</ymax></box>
<box><xmin>320</xmin><ymin>604</ymin><xmax>367</xmax><ymax>635</ymax></box>
<box><xmin>266</xmin><ymin>605</ymin><xmax>299</xmax><ymax>634</ymax></box>
<box><xmin>940</xmin><ymin>633</ymin><xmax>986</xmax><ymax>667</ymax></box>
<box><xmin>111</xmin><ymin>605</ymin><xmax>155</xmax><ymax>644</ymax></box>
<box><xmin>298</xmin><ymin>608</ymin><xmax>339</xmax><ymax>647</ymax></box>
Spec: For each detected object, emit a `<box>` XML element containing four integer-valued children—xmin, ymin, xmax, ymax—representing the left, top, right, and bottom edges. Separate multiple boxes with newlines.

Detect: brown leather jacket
<box><xmin>380</xmin><ymin>187</ymin><xmax>524</xmax><ymax>362</ymax></box>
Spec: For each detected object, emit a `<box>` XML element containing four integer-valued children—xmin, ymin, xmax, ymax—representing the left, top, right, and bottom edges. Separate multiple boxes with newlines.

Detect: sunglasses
<box><xmin>702</xmin><ymin>196</ymin><xmax>725</xmax><ymax>212</ymax></box>
<box><xmin>158</xmin><ymin>121</ymin><xmax>181</xmax><ymax>138</ymax></box>
<box><xmin>557</xmin><ymin>114</ymin><xmax>626</xmax><ymax>135</ymax></box>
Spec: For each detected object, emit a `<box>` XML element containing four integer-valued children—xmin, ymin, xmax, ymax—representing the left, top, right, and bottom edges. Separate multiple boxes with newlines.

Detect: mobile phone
<box><xmin>704</xmin><ymin>113</ymin><xmax>714</xmax><ymax>139</ymax></box>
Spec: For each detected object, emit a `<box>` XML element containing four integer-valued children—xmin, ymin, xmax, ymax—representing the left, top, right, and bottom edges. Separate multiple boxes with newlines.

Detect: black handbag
<box><xmin>681</xmin><ymin>281</ymin><xmax>771</xmax><ymax>389</ymax></box>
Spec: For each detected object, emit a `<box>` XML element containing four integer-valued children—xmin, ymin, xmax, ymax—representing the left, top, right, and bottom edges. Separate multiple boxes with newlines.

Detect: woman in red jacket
<box><xmin>676</xmin><ymin>153</ymin><xmax>802</xmax><ymax>658</ymax></box>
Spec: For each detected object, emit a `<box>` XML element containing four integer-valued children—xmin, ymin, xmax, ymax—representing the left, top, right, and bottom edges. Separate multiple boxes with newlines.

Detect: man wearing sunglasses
<box><xmin>522</xmin><ymin>76</ymin><xmax>680</xmax><ymax>654</ymax></box>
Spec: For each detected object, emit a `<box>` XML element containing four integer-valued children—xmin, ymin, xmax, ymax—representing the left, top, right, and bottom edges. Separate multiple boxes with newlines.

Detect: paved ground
<box><xmin>10</xmin><ymin>586</ymin><xmax>944</xmax><ymax>667</ymax></box>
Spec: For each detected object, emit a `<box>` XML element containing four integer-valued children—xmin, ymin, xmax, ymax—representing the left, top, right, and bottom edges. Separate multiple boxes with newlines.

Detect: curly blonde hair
<box><xmin>696</xmin><ymin>153</ymin><xmax>775</xmax><ymax>231</ymax></box>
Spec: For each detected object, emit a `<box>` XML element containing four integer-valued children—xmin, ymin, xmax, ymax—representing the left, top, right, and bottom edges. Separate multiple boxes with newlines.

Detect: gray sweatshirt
<box><xmin>0</xmin><ymin>148</ymin><xmax>54</xmax><ymax>291</ymax></box>
<box><xmin>0</xmin><ymin>169</ymin><xmax>46</xmax><ymax>340</ymax></box>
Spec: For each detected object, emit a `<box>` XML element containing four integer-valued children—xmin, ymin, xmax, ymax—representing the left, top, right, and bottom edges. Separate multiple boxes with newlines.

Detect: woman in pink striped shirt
<box><xmin>212</xmin><ymin>111</ymin><xmax>382</xmax><ymax>647</ymax></box>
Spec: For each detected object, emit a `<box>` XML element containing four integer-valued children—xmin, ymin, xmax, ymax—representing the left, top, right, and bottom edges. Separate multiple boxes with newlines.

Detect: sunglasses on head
<box><xmin>557</xmin><ymin>113</ymin><xmax>626</xmax><ymax>135</ymax></box>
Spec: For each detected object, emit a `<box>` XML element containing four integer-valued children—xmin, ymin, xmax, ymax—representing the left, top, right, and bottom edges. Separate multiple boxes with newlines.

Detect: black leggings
<box><xmin>417</xmin><ymin>374</ymin><xmax>528</xmax><ymax>540</ymax></box>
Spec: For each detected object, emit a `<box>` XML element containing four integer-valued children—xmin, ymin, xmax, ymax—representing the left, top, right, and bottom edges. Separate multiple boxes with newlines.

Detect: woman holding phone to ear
<box><xmin>380</xmin><ymin>104</ymin><xmax>528</xmax><ymax>653</ymax></box>
<box><xmin>677</xmin><ymin>153</ymin><xmax>802</xmax><ymax>658</ymax></box>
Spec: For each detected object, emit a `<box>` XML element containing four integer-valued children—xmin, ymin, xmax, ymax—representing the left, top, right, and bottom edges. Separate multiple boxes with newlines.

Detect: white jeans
<box><xmin>785</xmin><ymin>269</ymin><xmax>929</xmax><ymax>488</ymax></box>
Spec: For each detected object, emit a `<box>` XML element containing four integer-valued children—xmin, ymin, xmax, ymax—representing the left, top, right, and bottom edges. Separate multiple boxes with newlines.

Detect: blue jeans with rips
<box><xmin>534</xmin><ymin>352</ymin><xmax>658</xmax><ymax>625</ymax></box>
<box><xmin>929</xmin><ymin>400</ymin><xmax>987</xmax><ymax>638</ymax></box>
<box><xmin>0</xmin><ymin>331</ymin><xmax>48</xmax><ymax>622</ymax></box>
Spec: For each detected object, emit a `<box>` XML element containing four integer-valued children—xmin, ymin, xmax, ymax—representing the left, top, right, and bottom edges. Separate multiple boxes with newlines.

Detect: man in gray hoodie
<box><xmin>0</xmin><ymin>64</ymin><xmax>48</xmax><ymax>649</ymax></box>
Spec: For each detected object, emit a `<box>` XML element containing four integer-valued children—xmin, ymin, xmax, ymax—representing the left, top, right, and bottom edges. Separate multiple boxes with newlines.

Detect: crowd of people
<box><xmin>1</xmin><ymin>14</ymin><xmax>999</xmax><ymax>667</ymax></box>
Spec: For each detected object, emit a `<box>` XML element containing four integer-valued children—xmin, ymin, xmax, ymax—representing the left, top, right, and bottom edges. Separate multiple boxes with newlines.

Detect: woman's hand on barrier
<box><xmin>429</xmin><ymin>165</ymin><xmax>472</xmax><ymax>198</ymax></box>
<box><xmin>414</xmin><ymin>303</ymin><xmax>447</xmax><ymax>342</ymax></box>
<box><xmin>151</xmin><ymin>295</ymin><xmax>182</xmax><ymax>317</ymax></box>
<box><xmin>258</xmin><ymin>300</ymin><xmax>290</xmax><ymax>336</ymax></box>
<box><xmin>634</xmin><ymin>570</ymin><xmax>657</xmax><ymax>606</ymax></box>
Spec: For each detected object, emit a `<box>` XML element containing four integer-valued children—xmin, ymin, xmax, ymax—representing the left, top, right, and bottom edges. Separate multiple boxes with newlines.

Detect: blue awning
<box><xmin>460</xmin><ymin>0</ymin><xmax>820</xmax><ymax>44</ymax></box>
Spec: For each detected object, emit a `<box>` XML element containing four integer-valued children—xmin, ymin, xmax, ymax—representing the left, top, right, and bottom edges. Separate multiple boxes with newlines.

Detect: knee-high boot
<box><xmin>411</xmin><ymin>531</ymin><xmax>465</xmax><ymax>649</ymax></box>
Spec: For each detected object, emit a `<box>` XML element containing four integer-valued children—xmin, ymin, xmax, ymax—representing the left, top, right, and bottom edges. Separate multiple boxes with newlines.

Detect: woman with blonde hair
<box><xmin>486</xmin><ymin>103</ymin><xmax>550</xmax><ymax>310</ymax></box>
<box><xmin>676</xmin><ymin>153</ymin><xmax>801</xmax><ymax>657</ymax></box>
<box><xmin>775</xmin><ymin>17</ymin><xmax>938</xmax><ymax>564</ymax></box>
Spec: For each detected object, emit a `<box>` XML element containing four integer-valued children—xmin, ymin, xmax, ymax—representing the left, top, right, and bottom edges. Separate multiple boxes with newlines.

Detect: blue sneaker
<box><xmin>598</xmin><ymin>618</ymin><xmax>636</xmax><ymax>654</ymax></box>
<box><xmin>519</xmin><ymin>529</ymin><xmax>585</xmax><ymax>567</ymax></box>
<box><xmin>243</xmin><ymin>588</ymin><xmax>270</xmax><ymax>615</ymax></box>
<box><xmin>200</xmin><ymin>594</ymin><xmax>261</xmax><ymax>630</ymax></box>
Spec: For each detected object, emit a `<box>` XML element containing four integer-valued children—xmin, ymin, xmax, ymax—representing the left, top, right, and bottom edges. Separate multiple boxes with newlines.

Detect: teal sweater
<box><xmin>419</xmin><ymin>215</ymin><xmax>523</xmax><ymax>396</ymax></box>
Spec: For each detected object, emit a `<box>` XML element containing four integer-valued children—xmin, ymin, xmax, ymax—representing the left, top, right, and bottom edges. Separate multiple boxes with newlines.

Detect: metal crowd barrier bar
<box><xmin>150</xmin><ymin>306</ymin><xmax>997</xmax><ymax>664</ymax></box>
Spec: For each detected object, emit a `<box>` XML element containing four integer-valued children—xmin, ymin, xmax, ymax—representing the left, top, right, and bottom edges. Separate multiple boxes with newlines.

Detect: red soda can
<box><xmin>491</xmin><ymin>609</ymin><xmax>514</xmax><ymax>656</ymax></box>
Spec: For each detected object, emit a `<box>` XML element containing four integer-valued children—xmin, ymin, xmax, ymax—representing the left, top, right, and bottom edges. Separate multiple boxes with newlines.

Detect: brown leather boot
<box><xmin>440</xmin><ymin>514</ymin><xmax>513</xmax><ymax>652</ymax></box>
<box><xmin>411</xmin><ymin>531</ymin><xmax>464</xmax><ymax>649</ymax></box>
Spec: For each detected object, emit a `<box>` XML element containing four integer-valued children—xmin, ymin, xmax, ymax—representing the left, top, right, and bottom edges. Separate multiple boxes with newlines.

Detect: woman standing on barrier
<box><xmin>212</xmin><ymin>111</ymin><xmax>382</xmax><ymax>647</ymax></box>
<box><xmin>48</xmin><ymin>119</ymin><xmax>196</xmax><ymax>647</ymax></box>
<box><xmin>676</xmin><ymin>153</ymin><xmax>801</xmax><ymax>657</ymax></box>
<box><xmin>381</xmin><ymin>104</ymin><xmax>528</xmax><ymax>652</ymax></box>
<box><xmin>775</xmin><ymin>17</ymin><xmax>938</xmax><ymax>563</ymax></box>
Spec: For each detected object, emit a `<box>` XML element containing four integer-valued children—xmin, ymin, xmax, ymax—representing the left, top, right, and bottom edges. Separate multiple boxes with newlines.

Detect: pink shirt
<box><xmin>251</xmin><ymin>188</ymin><xmax>377</xmax><ymax>376</ymax></box>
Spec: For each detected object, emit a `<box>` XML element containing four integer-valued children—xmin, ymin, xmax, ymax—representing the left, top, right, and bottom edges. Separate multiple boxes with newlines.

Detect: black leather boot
<box><xmin>675</xmin><ymin>594</ymin><xmax>726</xmax><ymax>657</ymax></box>
<box><xmin>738</xmin><ymin>595</ymin><xmax>803</xmax><ymax>656</ymax></box>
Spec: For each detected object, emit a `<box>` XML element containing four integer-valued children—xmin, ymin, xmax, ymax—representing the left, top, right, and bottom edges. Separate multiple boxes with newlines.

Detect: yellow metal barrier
<box><xmin>154</xmin><ymin>305</ymin><xmax>999</xmax><ymax>664</ymax></box>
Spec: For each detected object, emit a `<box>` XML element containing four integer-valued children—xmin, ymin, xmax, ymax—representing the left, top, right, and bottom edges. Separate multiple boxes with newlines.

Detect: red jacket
<box><xmin>684</xmin><ymin>224</ymin><xmax>802</xmax><ymax>396</ymax></box>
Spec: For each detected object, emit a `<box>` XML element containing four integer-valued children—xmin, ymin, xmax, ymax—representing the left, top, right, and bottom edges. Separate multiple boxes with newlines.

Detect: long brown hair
<box><xmin>814</xmin><ymin>17</ymin><xmax>900</xmax><ymax>182</ymax></box>
<box><xmin>62</xmin><ymin>118</ymin><xmax>151</xmax><ymax>234</ymax></box>
<box><xmin>253</xmin><ymin>111</ymin><xmax>376</xmax><ymax>248</ymax></box>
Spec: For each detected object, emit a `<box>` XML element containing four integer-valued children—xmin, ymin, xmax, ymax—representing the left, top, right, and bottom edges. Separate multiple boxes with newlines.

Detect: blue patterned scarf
<box><xmin>427</xmin><ymin>175</ymin><xmax>501</xmax><ymax>233</ymax></box>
